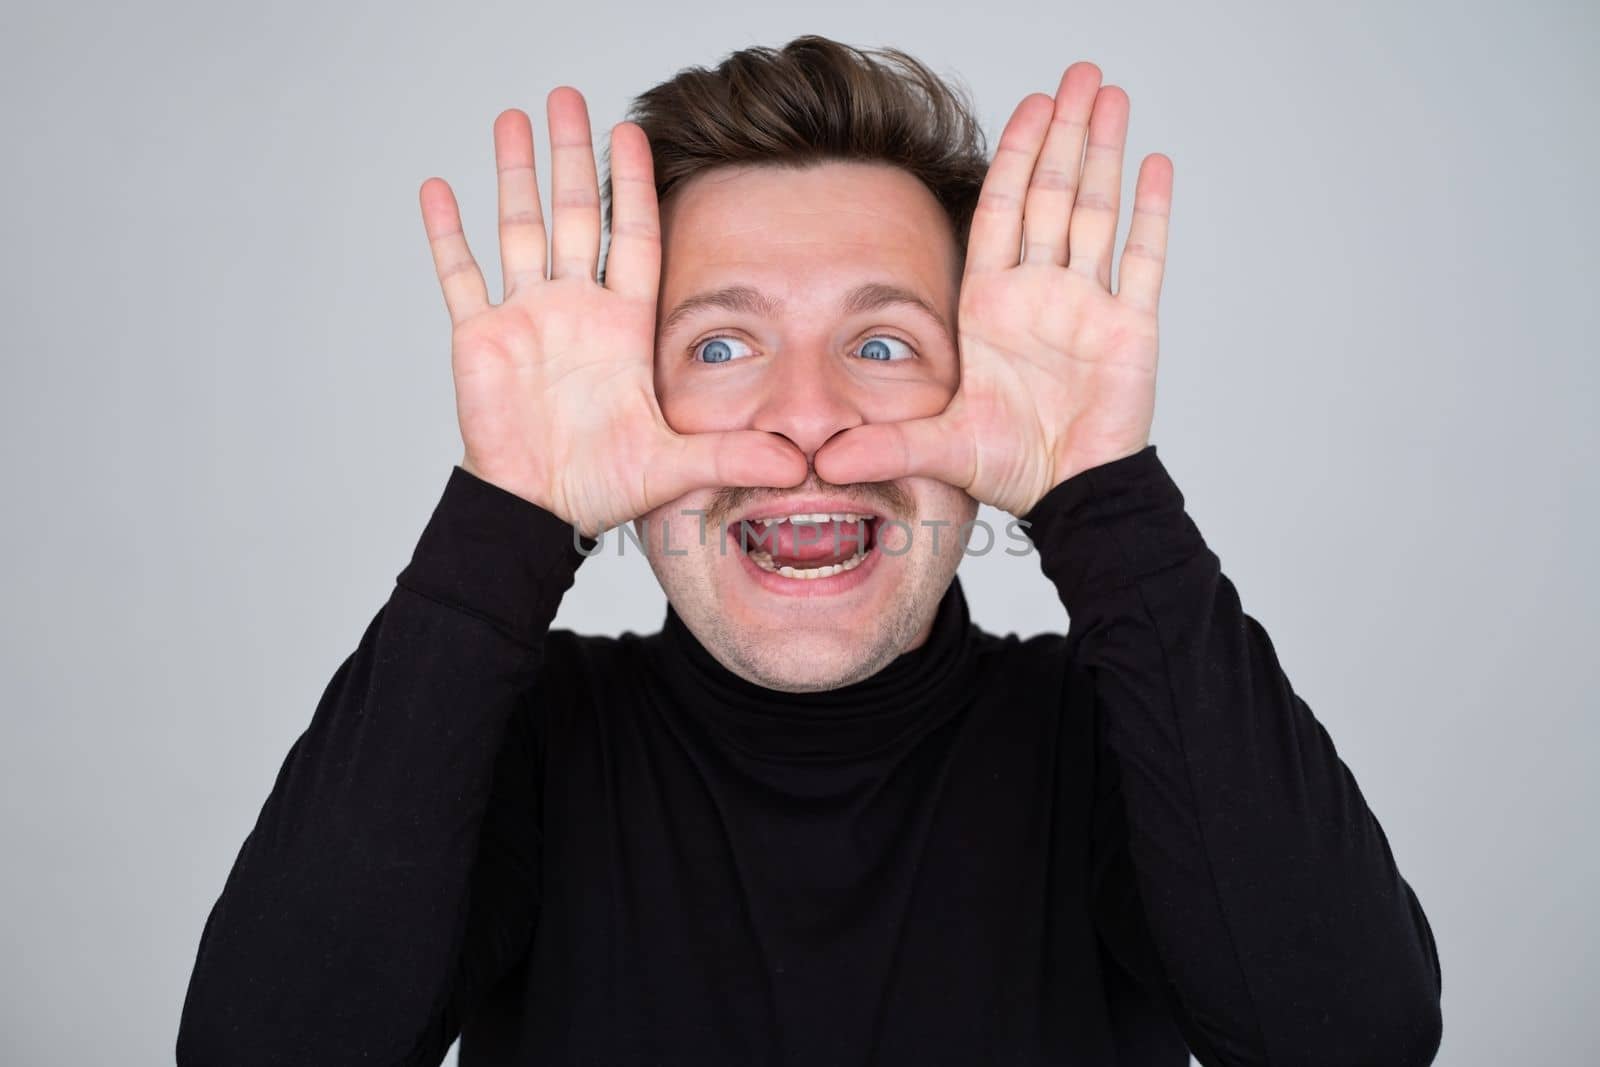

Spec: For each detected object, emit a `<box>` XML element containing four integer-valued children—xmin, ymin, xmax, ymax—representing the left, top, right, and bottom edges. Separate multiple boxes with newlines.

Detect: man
<box><xmin>177</xmin><ymin>35</ymin><xmax>1443</xmax><ymax>1066</ymax></box>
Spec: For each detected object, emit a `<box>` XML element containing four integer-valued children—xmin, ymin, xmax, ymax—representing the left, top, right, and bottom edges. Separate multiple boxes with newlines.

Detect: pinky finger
<box><xmin>419</xmin><ymin>177</ymin><xmax>491</xmax><ymax>325</ymax></box>
<box><xmin>1116</xmin><ymin>153</ymin><xmax>1173</xmax><ymax>314</ymax></box>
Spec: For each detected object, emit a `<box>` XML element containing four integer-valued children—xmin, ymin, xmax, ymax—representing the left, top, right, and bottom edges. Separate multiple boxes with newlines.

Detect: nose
<box><xmin>749</xmin><ymin>351</ymin><xmax>865</xmax><ymax>461</ymax></box>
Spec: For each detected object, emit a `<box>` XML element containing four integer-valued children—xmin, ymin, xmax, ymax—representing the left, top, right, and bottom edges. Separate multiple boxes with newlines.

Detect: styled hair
<box><xmin>600</xmin><ymin>34</ymin><xmax>989</xmax><ymax>274</ymax></box>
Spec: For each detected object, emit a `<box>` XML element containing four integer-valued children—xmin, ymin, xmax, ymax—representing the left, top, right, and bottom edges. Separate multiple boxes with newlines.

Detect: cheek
<box><xmin>637</xmin><ymin>500</ymin><xmax>719</xmax><ymax>562</ymax></box>
<box><xmin>662</xmin><ymin>516</ymin><xmax>712</xmax><ymax>558</ymax></box>
<box><xmin>654</xmin><ymin>370</ymin><xmax>765</xmax><ymax>435</ymax></box>
<box><xmin>854</xmin><ymin>375</ymin><xmax>957</xmax><ymax>425</ymax></box>
<box><xmin>911</xmin><ymin>478</ymin><xmax>979</xmax><ymax>527</ymax></box>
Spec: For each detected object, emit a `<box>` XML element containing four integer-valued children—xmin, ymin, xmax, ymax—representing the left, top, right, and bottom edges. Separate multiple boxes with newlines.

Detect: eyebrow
<box><xmin>659</xmin><ymin>282</ymin><xmax>953</xmax><ymax>346</ymax></box>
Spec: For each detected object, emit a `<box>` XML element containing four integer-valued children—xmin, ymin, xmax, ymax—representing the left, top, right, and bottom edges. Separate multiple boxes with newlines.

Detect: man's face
<box><xmin>636</xmin><ymin>160</ymin><xmax>978</xmax><ymax>692</ymax></box>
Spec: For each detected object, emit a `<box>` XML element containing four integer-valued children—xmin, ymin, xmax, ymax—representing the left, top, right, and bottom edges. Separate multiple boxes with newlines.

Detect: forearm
<box><xmin>177</xmin><ymin>467</ymin><xmax>589</xmax><ymax>1066</ymax></box>
<box><xmin>1026</xmin><ymin>446</ymin><xmax>1442</xmax><ymax>1066</ymax></box>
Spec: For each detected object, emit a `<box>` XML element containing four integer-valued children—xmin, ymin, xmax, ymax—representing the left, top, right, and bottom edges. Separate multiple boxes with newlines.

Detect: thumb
<box><xmin>813</xmin><ymin>415</ymin><xmax>975</xmax><ymax>489</ymax></box>
<box><xmin>646</xmin><ymin>428</ymin><xmax>809</xmax><ymax>506</ymax></box>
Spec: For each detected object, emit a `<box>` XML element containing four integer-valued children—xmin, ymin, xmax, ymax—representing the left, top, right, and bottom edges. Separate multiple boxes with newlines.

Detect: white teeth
<box><xmin>749</xmin><ymin>549</ymin><xmax>867</xmax><ymax>580</ymax></box>
<box><xmin>747</xmin><ymin>512</ymin><xmax>875</xmax><ymax>527</ymax></box>
<box><xmin>742</xmin><ymin>511</ymin><xmax>876</xmax><ymax>582</ymax></box>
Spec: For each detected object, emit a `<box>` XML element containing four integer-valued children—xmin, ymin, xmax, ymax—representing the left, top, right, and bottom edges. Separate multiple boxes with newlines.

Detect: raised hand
<box><xmin>419</xmin><ymin>89</ymin><xmax>808</xmax><ymax>537</ymax></box>
<box><xmin>813</xmin><ymin>63</ymin><xmax>1172</xmax><ymax>517</ymax></box>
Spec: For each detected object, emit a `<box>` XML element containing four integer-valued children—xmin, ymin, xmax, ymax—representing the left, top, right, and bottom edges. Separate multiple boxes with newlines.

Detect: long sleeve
<box><xmin>1023</xmin><ymin>445</ymin><xmax>1443</xmax><ymax>1066</ymax></box>
<box><xmin>176</xmin><ymin>467</ymin><xmax>591</xmax><ymax>1066</ymax></box>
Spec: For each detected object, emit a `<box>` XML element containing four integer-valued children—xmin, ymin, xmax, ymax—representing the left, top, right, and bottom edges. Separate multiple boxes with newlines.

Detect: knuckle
<box><xmin>974</xmin><ymin>190</ymin><xmax>1021</xmax><ymax>215</ymax></box>
<box><xmin>499</xmin><ymin>210</ymin><xmax>545</xmax><ymax>229</ymax></box>
<box><xmin>553</xmin><ymin>189</ymin><xmax>598</xmax><ymax>210</ymax></box>
<box><xmin>608</xmin><ymin>221</ymin><xmax>660</xmax><ymax>242</ymax></box>
<box><xmin>1028</xmin><ymin>168</ymin><xmax>1077</xmax><ymax>193</ymax></box>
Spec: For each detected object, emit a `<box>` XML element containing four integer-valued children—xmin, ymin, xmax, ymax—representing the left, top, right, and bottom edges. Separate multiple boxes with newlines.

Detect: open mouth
<box><xmin>731</xmin><ymin>512</ymin><xmax>881</xmax><ymax>581</ymax></box>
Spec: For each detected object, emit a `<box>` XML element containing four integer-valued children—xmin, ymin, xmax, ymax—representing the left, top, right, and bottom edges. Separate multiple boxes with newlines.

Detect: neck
<box><xmin>647</xmin><ymin>576</ymin><xmax>982</xmax><ymax>761</ymax></box>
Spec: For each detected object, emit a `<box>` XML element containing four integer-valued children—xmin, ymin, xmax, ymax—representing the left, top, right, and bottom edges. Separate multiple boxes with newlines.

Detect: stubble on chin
<box><xmin>699</xmin><ymin>594</ymin><xmax>929</xmax><ymax>693</ymax></box>
<box><xmin>681</xmin><ymin>544</ymin><xmax>958</xmax><ymax>693</ymax></box>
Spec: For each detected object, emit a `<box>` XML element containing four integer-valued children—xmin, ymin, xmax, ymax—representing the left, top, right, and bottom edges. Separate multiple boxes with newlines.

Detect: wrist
<box><xmin>399</xmin><ymin>466</ymin><xmax>594</xmax><ymax>646</ymax></box>
<box><xmin>1021</xmin><ymin>443</ymin><xmax>1204</xmax><ymax>610</ymax></box>
<box><xmin>1051</xmin><ymin>438</ymin><xmax>1152</xmax><ymax>496</ymax></box>
<box><xmin>460</xmin><ymin>452</ymin><xmax>555</xmax><ymax>515</ymax></box>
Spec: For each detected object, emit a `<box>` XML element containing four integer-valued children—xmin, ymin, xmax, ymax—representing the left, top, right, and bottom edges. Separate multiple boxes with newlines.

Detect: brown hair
<box><xmin>600</xmin><ymin>34</ymin><xmax>989</xmax><ymax>276</ymax></box>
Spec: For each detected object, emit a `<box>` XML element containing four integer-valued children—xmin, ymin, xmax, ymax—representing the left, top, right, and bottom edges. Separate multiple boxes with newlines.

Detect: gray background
<box><xmin>2</xmin><ymin>1</ymin><xmax>1594</xmax><ymax>1063</ymax></box>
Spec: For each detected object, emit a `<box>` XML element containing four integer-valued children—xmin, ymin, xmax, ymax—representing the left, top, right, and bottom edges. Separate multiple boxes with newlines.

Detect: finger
<box><xmin>966</xmin><ymin>94</ymin><xmax>1055</xmax><ymax>274</ymax></box>
<box><xmin>1117</xmin><ymin>152</ymin><xmax>1174</xmax><ymax>314</ymax></box>
<box><xmin>1021</xmin><ymin>62</ymin><xmax>1101</xmax><ymax>267</ymax></box>
<box><xmin>546</xmin><ymin>86</ymin><xmax>602</xmax><ymax>281</ymax></box>
<box><xmin>493</xmin><ymin>108</ymin><xmax>547</xmax><ymax>299</ymax></box>
<box><xmin>601</xmin><ymin>122</ymin><xmax>661</xmax><ymax>303</ymax></box>
<box><xmin>811</xmin><ymin>416</ymin><xmax>975</xmax><ymax>490</ymax></box>
<box><xmin>1066</xmin><ymin>85</ymin><xmax>1130</xmax><ymax>290</ymax></box>
<box><xmin>648</xmin><ymin>430</ymin><xmax>809</xmax><ymax>505</ymax></box>
<box><xmin>418</xmin><ymin>177</ymin><xmax>491</xmax><ymax>325</ymax></box>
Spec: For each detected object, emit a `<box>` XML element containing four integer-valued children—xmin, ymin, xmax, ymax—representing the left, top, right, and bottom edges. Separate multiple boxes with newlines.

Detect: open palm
<box><xmin>814</xmin><ymin>63</ymin><xmax>1172</xmax><ymax>517</ymax></box>
<box><xmin>421</xmin><ymin>90</ymin><xmax>806</xmax><ymax>537</ymax></box>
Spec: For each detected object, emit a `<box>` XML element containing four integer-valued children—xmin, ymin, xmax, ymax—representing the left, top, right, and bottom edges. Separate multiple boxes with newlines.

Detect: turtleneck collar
<box><xmin>648</xmin><ymin>576</ymin><xmax>983</xmax><ymax>764</ymax></box>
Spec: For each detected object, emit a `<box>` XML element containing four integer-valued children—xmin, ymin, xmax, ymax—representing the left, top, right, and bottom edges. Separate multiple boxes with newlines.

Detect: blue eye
<box><xmin>856</xmin><ymin>335</ymin><xmax>913</xmax><ymax>362</ymax></box>
<box><xmin>693</xmin><ymin>336</ymin><xmax>754</xmax><ymax>364</ymax></box>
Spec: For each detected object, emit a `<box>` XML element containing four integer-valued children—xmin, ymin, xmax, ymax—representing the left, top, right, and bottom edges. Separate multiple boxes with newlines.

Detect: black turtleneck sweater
<box><xmin>176</xmin><ymin>445</ymin><xmax>1443</xmax><ymax>1066</ymax></box>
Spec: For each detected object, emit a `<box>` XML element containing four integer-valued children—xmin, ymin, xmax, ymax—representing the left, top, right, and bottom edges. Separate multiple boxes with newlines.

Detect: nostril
<box><xmin>818</xmin><ymin>425</ymin><xmax>855</xmax><ymax>452</ymax></box>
